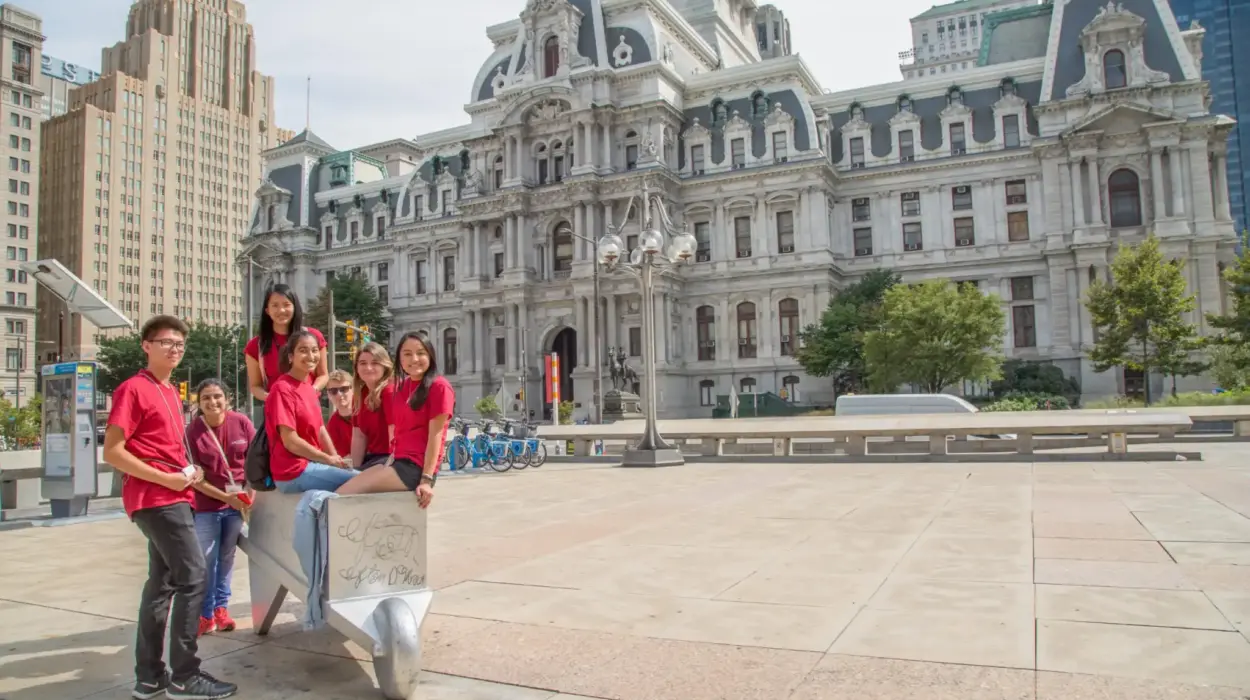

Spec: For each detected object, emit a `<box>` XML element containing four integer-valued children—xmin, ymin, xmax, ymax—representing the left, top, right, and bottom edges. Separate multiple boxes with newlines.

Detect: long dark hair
<box><xmin>278</xmin><ymin>329</ymin><xmax>318</xmax><ymax>376</ymax></box>
<box><xmin>259</xmin><ymin>283</ymin><xmax>305</xmax><ymax>355</ymax></box>
<box><xmin>395</xmin><ymin>331</ymin><xmax>439</xmax><ymax>410</ymax></box>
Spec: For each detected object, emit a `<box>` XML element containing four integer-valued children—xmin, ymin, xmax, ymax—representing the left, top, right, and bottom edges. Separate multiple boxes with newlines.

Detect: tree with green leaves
<box><xmin>305</xmin><ymin>273</ymin><xmax>392</xmax><ymax>360</ymax></box>
<box><xmin>0</xmin><ymin>394</ymin><xmax>42</xmax><ymax>450</ymax></box>
<box><xmin>862</xmin><ymin>279</ymin><xmax>1006</xmax><ymax>393</ymax></box>
<box><xmin>1085</xmin><ymin>235</ymin><xmax>1199</xmax><ymax>405</ymax></box>
<box><xmin>95</xmin><ymin>323</ymin><xmax>248</xmax><ymax>398</ymax></box>
<box><xmin>1206</xmin><ymin>231</ymin><xmax>1250</xmax><ymax>376</ymax></box>
<box><xmin>796</xmin><ymin>269</ymin><xmax>899</xmax><ymax>395</ymax></box>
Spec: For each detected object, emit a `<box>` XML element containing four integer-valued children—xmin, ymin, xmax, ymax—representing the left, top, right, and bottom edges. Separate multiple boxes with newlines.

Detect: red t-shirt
<box><xmin>353</xmin><ymin>384</ymin><xmax>394</xmax><ymax>455</ymax></box>
<box><xmin>187</xmin><ymin>411</ymin><xmax>255</xmax><ymax>512</ymax></box>
<box><xmin>107</xmin><ymin>370</ymin><xmax>194</xmax><ymax>517</ymax></box>
<box><xmin>391</xmin><ymin>376</ymin><xmax>454</xmax><ymax>469</ymax></box>
<box><xmin>264</xmin><ymin>373</ymin><xmax>326</xmax><ymax>482</ymax></box>
<box><xmin>244</xmin><ymin>328</ymin><xmax>327</xmax><ymax>389</ymax></box>
<box><xmin>325</xmin><ymin>411</ymin><xmax>353</xmax><ymax>459</ymax></box>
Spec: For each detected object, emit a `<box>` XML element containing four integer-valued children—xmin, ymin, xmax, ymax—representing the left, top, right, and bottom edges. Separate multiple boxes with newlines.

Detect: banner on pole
<box><xmin>546</xmin><ymin>353</ymin><xmax>561</xmax><ymax>420</ymax></box>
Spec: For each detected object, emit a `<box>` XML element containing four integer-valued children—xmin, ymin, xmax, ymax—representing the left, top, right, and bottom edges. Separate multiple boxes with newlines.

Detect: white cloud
<box><xmin>35</xmin><ymin>0</ymin><xmax>939</xmax><ymax>149</ymax></box>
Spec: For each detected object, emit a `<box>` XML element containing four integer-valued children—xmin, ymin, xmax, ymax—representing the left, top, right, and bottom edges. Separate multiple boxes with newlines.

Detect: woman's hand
<box><xmin>415</xmin><ymin>483</ymin><xmax>433</xmax><ymax>509</ymax></box>
<box><xmin>224</xmin><ymin>493</ymin><xmax>250</xmax><ymax>512</ymax></box>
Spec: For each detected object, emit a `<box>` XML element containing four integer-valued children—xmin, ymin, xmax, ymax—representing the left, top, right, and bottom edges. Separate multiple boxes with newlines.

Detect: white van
<box><xmin>834</xmin><ymin>393</ymin><xmax>979</xmax><ymax>416</ymax></box>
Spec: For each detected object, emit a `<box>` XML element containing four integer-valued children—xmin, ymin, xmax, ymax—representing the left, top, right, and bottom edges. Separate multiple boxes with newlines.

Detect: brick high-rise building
<box><xmin>38</xmin><ymin>0</ymin><xmax>275</xmax><ymax>361</ymax></box>
<box><xmin>1</xmin><ymin>4</ymin><xmax>42</xmax><ymax>407</ymax></box>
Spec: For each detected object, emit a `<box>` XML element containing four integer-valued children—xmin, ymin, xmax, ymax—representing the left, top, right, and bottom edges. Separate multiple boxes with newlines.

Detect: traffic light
<box><xmin>345</xmin><ymin>320</ymin><xmax>356</xmax><ymax>343</ymax></box>
<box><xmin>178</xmin><ymin>382</ymin><xmax>188</xmax><ymax>401</ymax></box>
<box><xmin>359</xmin><ymin>324</ymin><xmax>370</xmax><ymax>342</ymax></box>
<box><xmin>349</xmin><ymin>346</ymin><xmax>359</xmax><ymax>363</ymax></box>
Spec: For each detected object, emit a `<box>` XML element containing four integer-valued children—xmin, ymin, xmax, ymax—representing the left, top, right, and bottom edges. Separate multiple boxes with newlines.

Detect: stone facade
<box><xmin>243</xmin><ymin>0</ymin><xmax>1240</xmax><ymax>419</ymax></box>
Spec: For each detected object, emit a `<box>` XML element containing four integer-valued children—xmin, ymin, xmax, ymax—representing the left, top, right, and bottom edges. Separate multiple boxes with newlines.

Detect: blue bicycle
<box><xmin>448</xmin><ymin>418</ymin><xmax>513</xmax><ymax>472</ymax></box>
<box><xmin>500</xmin><ymin>419</ymin><xmax>547</xmax><ymax>468</ymax></box>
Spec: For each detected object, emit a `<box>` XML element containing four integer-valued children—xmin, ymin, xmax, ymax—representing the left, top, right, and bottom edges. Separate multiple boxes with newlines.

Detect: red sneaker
<box><xmin>197</xmin><ymin>616</ymin><xmax>215</xmax><ymax>637</ymax></box>
<box><xmin>213</xmin><ymin>607</ymin><xmax>236</xmax><ymax>632</ymax></box>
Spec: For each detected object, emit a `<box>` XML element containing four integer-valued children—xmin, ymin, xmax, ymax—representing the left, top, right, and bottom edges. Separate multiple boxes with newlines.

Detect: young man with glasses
<box><xmin>103</xmin><ymin>315</ymin><xmax>238</xmax><ymax>700</ymax></box>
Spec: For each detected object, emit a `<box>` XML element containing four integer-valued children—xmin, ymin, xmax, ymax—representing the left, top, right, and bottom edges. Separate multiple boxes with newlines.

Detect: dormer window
<box><xmin>1103</xmin><ymin>49</ymin><xmax>1127</xmax><ymax>89</ymax></box>
<box><xmin>898</xmin><ymin>96</ymin><xmax>912</xmax><ymax>112</ymax></box>
<box><xmin>544</xmin><ymin>36</ymin><xmax>560</xmax><ymax>78</ymax></box>
<box><xmin>711</xmin><ymin>100</ymin><xmax>728</xmax><ymax>126</ymax></box>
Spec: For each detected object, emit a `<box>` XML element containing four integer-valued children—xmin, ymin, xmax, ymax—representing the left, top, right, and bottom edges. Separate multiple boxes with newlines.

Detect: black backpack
<box><xmin>244</xmin><ymin>426</ymin><xmax>275</xmax><ymax>491</ymax></box>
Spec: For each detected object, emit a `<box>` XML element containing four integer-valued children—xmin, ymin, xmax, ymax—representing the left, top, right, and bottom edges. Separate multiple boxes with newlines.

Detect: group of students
<box><xmin>103</xmin><ymin>283</ymin><xmax>455</xmax><ymax>700</ymax></box>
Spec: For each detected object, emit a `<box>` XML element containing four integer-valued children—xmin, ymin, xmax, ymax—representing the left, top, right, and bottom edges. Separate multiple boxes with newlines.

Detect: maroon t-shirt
<box><xmin>187</xmin><ymin>411</ymin><xmax>255</xmax><ymax>512</ymax></box>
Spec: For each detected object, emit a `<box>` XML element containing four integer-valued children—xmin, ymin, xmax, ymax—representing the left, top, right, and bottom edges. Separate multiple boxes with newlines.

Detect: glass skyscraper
<box><xmin>1169</xmin><ymin>0</ymin><xmax>1250</xmax><ymax>233</ymax></box>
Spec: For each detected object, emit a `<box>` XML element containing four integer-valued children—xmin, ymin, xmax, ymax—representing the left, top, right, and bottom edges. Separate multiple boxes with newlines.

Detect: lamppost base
<box><xmin>619</xmin><ymin>447</ymin><xmax>685</xmax><ymax>468</ymax></box>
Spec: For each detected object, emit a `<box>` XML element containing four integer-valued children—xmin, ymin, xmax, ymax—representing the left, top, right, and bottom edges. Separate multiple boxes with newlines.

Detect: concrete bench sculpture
<box><xmin>239</xmin><ymin>491</ymin><xmax>430</xmax><ymax>700</ymax></box>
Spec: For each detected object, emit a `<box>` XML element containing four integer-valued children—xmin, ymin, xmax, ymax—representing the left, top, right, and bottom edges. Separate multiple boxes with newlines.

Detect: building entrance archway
<box><xmin>549</xmin><ymin>328</ymin><xmax>577</xmax><ymax>414</ymax></box>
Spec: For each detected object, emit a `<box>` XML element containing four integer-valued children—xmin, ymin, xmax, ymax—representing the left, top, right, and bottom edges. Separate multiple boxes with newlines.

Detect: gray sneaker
<box><xmin>165</xmin><ymin>671</ymin><xmax>238</xmax><ymax>700</ymax></box>
<box><xmin>131</xmin><ymin>674</ymin><xmax>169</xmax><ymax>700</ymax></box>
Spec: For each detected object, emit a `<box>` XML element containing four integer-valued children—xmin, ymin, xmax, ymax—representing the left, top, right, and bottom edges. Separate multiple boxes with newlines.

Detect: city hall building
<box><xmin>242</xmin><ymin>0</ymin><xmax>1241</xmax><ymax>419</ymax></box>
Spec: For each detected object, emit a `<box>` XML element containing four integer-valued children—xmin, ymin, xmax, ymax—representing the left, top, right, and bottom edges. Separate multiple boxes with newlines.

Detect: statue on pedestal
<box><xmin>603</xmin><ymin>346</ymin><xmax>642</xmax><ymax>421</ymax></box>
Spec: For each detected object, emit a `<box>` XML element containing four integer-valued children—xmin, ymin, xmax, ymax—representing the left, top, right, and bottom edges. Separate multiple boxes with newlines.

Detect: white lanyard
<box><xmin>139</xmin><ymin>370</ymin><xmax>193</xmax><ymax>468</ymax></box>
<box><xmin>200</xmin><ymin>415</ymin><xmax>241</xmax><ymax>493</ymax></box>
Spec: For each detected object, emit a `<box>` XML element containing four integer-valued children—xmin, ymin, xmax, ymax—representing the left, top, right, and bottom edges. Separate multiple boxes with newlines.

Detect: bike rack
<box><xmin>239</xmin><ymin>491</ymin><xmax>431</xmax><ymax>700</ymax></box>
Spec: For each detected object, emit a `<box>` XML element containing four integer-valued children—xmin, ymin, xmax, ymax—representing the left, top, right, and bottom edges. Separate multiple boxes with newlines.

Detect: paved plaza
<box><xmin>4</xmin><ymin>446</ymin><xmax>1250</xmax><ymax>699</ymax></box>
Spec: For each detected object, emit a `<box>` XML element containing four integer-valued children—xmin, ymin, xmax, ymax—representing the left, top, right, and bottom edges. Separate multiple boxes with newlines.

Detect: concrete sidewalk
<box><xmin>3</xmin><ymin>445</ymin><xmax>1250</xmax><ymax>699</ymax></box>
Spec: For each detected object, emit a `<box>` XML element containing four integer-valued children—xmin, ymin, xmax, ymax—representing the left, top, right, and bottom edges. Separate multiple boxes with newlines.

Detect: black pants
<box><xmin>132</xmin><ymin>502</ymin><xmax>206</xmax><ymax>684</ymax></box>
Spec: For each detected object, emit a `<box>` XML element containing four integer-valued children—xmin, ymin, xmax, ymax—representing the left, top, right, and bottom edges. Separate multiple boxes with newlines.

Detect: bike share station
<box><xmin>23</xmin><ymin>259</ymin><xmax>134</xmax><ymax>520</ymax></box>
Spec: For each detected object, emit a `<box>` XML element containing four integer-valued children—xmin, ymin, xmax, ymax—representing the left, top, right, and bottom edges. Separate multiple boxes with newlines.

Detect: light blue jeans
<box><xmin>275</xmin><ymin>463</ymin><xmax>355</xmax><ymax>494</ymax></box>
<box><xmin>192</xmin><ymin>509</ymin><xmax>244</xmax><ymax>619</ymax></box>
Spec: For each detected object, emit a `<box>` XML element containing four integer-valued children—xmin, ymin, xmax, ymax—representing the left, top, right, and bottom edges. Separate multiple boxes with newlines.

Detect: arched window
<box><xmin>1103</xmin><ymin>49</ymin><xmax>1127</xmax><ymax>89</ymax></box>
<box><xmin>699</xmin><ymin>379</ymin><xmax>715</xmax><ymax>407</ymax></box>
<box><xmin>696</xmin><ymin>305</ymin><xmax>716</xmax><ymax>361</ymax></box>
<box><xmin>443</xmin><ymin>328</ymin><xmax>458</xmax><ymax>375</ymax></box>
<box><xmin>536</xmin><ymin>143</ymin><xmax>549</xmax><ymax>185</ymax></box>
<box><xmin>782</xmin><ymin>375</ymin><xmax>800</xmax><ymax>402</ymax></box>
<box><xmin>552</xmin><ymin>140</ymin><xmax>565</xmax><ymax>182</ymax></box>
<box><xmin>739</xmin><ymin>377</ymin><xmax>757</xmax><ymax>393</ymax></box>
<box><xmin>553</xmin><ymin>222</ymin><xmax>573</xmax><ymax>274</ymax></box>
<box><xmin>266</xmin><ymin>204</ymin><xmax>275</xmax><ymax>230</ymax></box>
<box><xmin>778</xmin><ymin>298</ymin><xmax>799</xmax><ymax>356</ymax></box>
<box><xmin>493</xmin><ymin>155</ymin><xmax>504</xmax><ymax>190</ymax></box>
<box><xmin>712</xmin><ymin>99</ymin><xmax>728</xmax><ymax>126</ymax></box>
<box><xmin>737</xmin><ymin>302</ymin><xmax>757</xmax><ymax>359</ymax></box>
<box><xmin>1108</xmin><ymin>168</ymin><xmax>1142</xmax><ymax>227</ymax></box>
<box><xmin>752</xmin><ymin>91</ymin><xmax>768</xmax><ymax>118</ymax></box>
<box><xmin>543</xmin><ymin>35</ymin><xmax>560</xmax><ymax>78</ymax></box>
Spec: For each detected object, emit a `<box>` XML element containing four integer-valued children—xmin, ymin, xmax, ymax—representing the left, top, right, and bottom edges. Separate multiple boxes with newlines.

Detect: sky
<box><xmin>30</xmin><ymin>0</ymin><xmax>940</xmax><ymax>150</ymax></box>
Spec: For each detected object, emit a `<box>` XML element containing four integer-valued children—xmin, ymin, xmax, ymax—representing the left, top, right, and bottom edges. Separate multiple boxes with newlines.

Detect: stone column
<box><xmin>755</xmin><ymin>195</ymin><xmax>768</xmax><ymax>255</ymax></box>
<box><xmin>1070</xmin><ymin>161</ymin><xmax>1087</xmax><ymax>228</ymax></box>
<box><xmin>573</xmin><ymin>203</ymin><xmax>585</xmax><ymax>261</ymax></box>
<box><xmin>600</xmin><ymin>123</ymin><xmax>611</xmax><ymax>171</ymax></box>
<box><xmin>1169</xmin><ymin>147</ymin><xmax>1186</xmax><ymax>218</ymax></box>
<box><xmin>606</xmin><ymin>293</ymin><xmax>618</xmax><ymax>350</ymax></box>
<box><xmin>471</xmin><ymin>224</ymin><xmax>482</xmax><ymax>276</ymax></box>
<box><xmin>507</xmin><ymin>215</ymin><xmax>518</xmax><ymax>269</ymax></box>
<box><xmin>517</xmin><ymin>213</ymin><xmax>529</xmax><ymax>270</ymax></box>
<box><xmin>719</xmin><ymin>298</ymin><xmax>732</xmax><ymax>357</ymax></box>
<box><xmin>714</xmin><ymin>199</ymin><xmax>727</xmax><ymax>260</ymax></box>
<box><xmin>1047</xmin><ymin>263</ymin><xmax>1071</xmax><ymax>349</ymax></box>
<box><xmin>393</xmin><ymin>247</ymin><xmax>408</xmax><ymax>301</ymax></box>
<box><xmin>518</xmin><ymin>303</ymin><xmax>529</xmax><ymax>372</ymax></box>
<box><xmin>478</xmin><ymin>310</ymin><xmax>489</xmax><ymax>371</ymax></box>
<box><xmin>1214</xmin><ymin>153</ymin><xmax>1233</xmax><ymax>220</ymax></box>
<box><xmin>574</xmin><ymin>296</ymin><xmax>586</xmax><ymax>366</ymax></box>
<box><xmin>1076</xmin><ymin>266</ymin><xmax>1096</xmax><ymax>346</ymax></box>
<box><xmin>1189</xmin><ymin>143</ymin><xmax>1215</xmax><ymax>222</ymax></box>
<box><xmin>506</xmin><ymin>305</ymin><xmax>518</xmax><ymax>372</ymax></box>
<box><xmin>465</xmin><ymin>310</ymin><xmax>477</xmax><ymax>374</ymax></box>
<box><xmin>1041</xmin><ymin>157</ymin><xmax>1062</xmax><ymax>233</ymax></box>
<box><xmin>1087</xmin><ymin>157</ymin><xmax>1103</xmax><ymax>226</ymax></box>
<box><xmin>1150</xmin><ymin>150</ymin><xmax>1167</xmax><ymax>219</ymax></box>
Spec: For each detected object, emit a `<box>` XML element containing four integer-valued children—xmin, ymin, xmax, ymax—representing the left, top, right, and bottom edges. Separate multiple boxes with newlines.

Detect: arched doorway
<box><xmin>550</xmin><ymin>327</ymin><xmax>577</xmax><ymax>411</ymax></box>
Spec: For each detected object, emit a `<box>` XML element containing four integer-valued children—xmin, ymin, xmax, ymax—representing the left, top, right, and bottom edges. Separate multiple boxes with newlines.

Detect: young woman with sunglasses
<box><xmin>338</xmin><ymin>332</ymin><xmax>452</xmax><ymax>508</ymax></box>
<box><xmin>322</xmin><ymin>370</ymin><xmax>355</xmax><ymax>460</ymax></box>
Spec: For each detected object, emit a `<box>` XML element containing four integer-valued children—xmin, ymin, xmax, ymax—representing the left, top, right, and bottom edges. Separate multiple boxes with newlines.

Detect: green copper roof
<box><xmin>977</xmin><ymin>2</ymin><xmax>1054</xmax><ymax>65</ymax></box>
<box><xmin>915</xmin><ymin>0</ymin><xmax>1037</xmax><ymax>20</ymax></box>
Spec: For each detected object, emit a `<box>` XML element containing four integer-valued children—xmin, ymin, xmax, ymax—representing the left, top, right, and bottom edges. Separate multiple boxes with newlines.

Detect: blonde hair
<box><xmin>326</xmin><ymin>369</ymin><xmax>352</xmax><ymax>386</ymax></box>
<box><xmin>353</xmin><ymin>341</ymin><xmax>395</xmax><ymax>413</ymax></box>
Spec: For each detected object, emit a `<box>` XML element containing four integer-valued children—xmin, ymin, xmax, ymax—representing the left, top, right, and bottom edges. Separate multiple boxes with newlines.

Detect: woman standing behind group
<box><xmin>245</xmin><ymin>284</ymin><xmax>328</xmax><ymax>403</ymax></box>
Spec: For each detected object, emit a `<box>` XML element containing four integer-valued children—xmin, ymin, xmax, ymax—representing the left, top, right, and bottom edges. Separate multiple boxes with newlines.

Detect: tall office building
<box><xmin>899</xmin><ymin>0</ymin><xmax>1040</xmax><ymax>80</ymax></box>
<box><xmin>1</xmin><ymin>4</ymin><xmax>42</xmax><ymax>407</ymax></box>
<box><xmin>1168</xmin><ymin>0</ymin><xmax>1249</xmax><ymax>232</ymax></box>
<box><xmin>39</xmin><ymin>0</ymin><xmax>275</xmax><ymax>361</ymax></box>
<box><xmin>38</xmin><ymin>54</ymin><xmax>99</xmax><ymax>120</ymax></box>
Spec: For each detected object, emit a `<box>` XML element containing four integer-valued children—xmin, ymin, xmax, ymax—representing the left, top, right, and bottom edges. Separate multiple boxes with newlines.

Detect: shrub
<box><xmin>1086</xmin><ymin>390</ymin><xmax>1250</xmax><ymax>409</ymax></box>
<box><xmin>474</xmin><ymin>396</ymin><xmax>501</xmax><ymax>419</ymax></box>
<box><xmin>981</xmin><ymin>392</ymin><xmax>1070</xmax><ymax>412</ymax></box>
<box><xmin>991</xmin><ymin>360</ymin><xmax>1081</xmax><ymax>405</ymax></box>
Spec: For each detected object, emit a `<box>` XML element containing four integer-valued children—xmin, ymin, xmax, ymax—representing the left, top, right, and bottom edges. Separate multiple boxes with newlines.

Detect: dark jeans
<box><xmin>132</xmin><ymin>502</ymin><xmax>206</xmax><ymax>684</ymax></box>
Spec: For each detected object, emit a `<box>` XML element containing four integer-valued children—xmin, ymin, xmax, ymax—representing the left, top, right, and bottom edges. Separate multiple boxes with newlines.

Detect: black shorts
<box><xmin>360</xmin><ymin>452</ymin><xmax>390</xmax><ymax>470</ymax></box>
<box><xmin>391</xmin><ymin>457</ymin><xmax>435</xmax><ymax>491</ymax></box>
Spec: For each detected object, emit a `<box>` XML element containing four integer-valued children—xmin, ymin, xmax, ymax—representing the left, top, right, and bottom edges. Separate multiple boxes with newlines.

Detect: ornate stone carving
<box><xmin>662</xmin><ymin>42</ymin><xmax>675</xmax><ymax>66</ymax></box>
<box><xmin>764</xmin><ymin>103</ymin><xmax>794</xmax><ymax>128</ymax></box>
<box><xmin>463</xmin><ymin>169</ymin><xmax>485</xmax><ymax>197</ymax></box>
<box><xmin>1067</xmin><ymin>1</ymin><xmax>1170</xmax><ymax>97</ymax></box>
<box><xmin>725</xmin><ymin>109</ymin><xmax>751</xmax><ymax>132</ymax></box>
<box><xmin>527</xmin><ymin>99</ymin><xmax>568</xmax><ymax>125</ymax></box>
<box><xmin>490</xmin><ymin>66</ymin><xmax>507</xmax><ymax>93</ymax></box>
<box><xmin>613</xmin><ymin>34</ymin><xmax>634</xmax><ymax>67</ymax></box>
<box><xmin>681</xmin><ymin>117</ymin><xmax>709</xmax><ymax>141</ymax></box>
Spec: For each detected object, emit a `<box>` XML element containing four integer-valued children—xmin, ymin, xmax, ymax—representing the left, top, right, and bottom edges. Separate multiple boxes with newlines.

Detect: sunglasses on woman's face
<box><xmin>326</xmin><ymin>386</ymin><xmax>350</xmax><ymax>396</ymax></box>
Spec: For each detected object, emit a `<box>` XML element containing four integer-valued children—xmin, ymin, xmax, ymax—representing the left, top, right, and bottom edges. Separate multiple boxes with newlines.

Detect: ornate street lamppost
<box><xmin>596</xmin><ymin>180</ymin><xmax>696</xmax><ymax>467</ymax></box>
